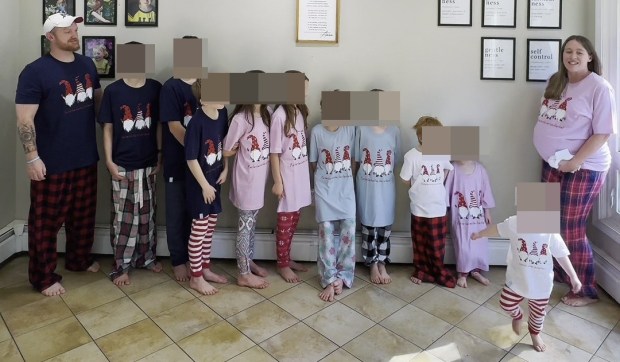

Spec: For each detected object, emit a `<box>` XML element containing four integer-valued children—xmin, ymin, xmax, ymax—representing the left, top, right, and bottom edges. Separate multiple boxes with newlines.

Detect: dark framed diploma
<box><xmin>481</xmin><ymin>37</ymin><xmax>516</xmax><ymax>80</ymax></box>
<box><xmin>482</xmin><ymin>0</ymin><xmax>516</xmax><ymax>28</ymax></box>
<box><xmin>527</xmin><ymin>0</ymin><xmax>562</xmax><ymax>29</ymax></box>
<box><xmin>438</xmin><ymin>0</ymin><xmax>472</xmax><ymax>26</ymax></box>
<box><xmin>527</xmin><ymin>39</ymin><xmax>561</xmax><ymax>82</ymax></box>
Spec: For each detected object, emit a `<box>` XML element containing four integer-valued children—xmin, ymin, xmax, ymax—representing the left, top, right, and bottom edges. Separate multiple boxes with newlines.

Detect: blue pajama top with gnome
<box><xmin>309</xmin><ymin>125</ymin><xmax>356</xmax><ymax>222</ymax></box>
<box><xmin>97</xmin><ymin>79</ymin><xmax>162</xmax><ymax>170</ymax></box>
<box><xmin>15</xmin><ymin>53</ymin><xmax>101</xmax><ymax>175</ymax></box>
<box><xmin>355</xmin><ymin>126</ymin><xmax>401</xmax><ymax>227</ymax></box>
<box><xmin>184</xmin><ymin>107</ymin><xmax>229</xmax><ymax>219</ymax></box>
<box><xmin>160</xmin><ymin>78</ymin><xmax>197</xmax><ymax>182</ymax></box>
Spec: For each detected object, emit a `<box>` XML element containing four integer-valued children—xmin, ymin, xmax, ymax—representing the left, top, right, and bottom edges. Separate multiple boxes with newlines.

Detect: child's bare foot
<box><xmin>249</xmin><ymin>260</ymin><xmax>268</xmax><ymax>277</ymax></box>
<box><xmin>471</xmin><ymin>271</ymin><xmax>490</xmax><ymax>286</ymax></box>
<box><xmin>511</xmin><ymin>318</ymin><xmax>522</xmax><ymax>335</ymax></box>
<box><xmin>41</xmin><ymin>282</ymin><xmax>65</xmax><ymax>296</ymax></box>
<box><xmin>238</xmin><ymin>273</ymin><xmax>269</xmax><ymax>289</ymax></box>
<box><xmin>190</xmin><ymin>276</ymin><xmax>218</xmax><ymax>295</ymax></box>
<box><xmin>333</xmin><ymin>278</ymin><xmax>343</xmax><ymax>295</ymax></box>
<box><xmin>530</xmin><ymin>333</ymin><xmax>546</xmax><ymax>352</ymax></box>
<box><xmin>86</xmin><ymin>261</ymin><xmax>100</xmax><ymax>272</ymax></box>
<box><xmin>561</xmin><ymin>293</ymin><xmax>598</xmax><ymax>307</ymax></box>
<box><xmin>149</xmin><ymin>261</ymin><xmax>163</xmax><ymax>273</ymax></box>
<box><xmin>278</xmin><ymin>267</ymin><xmax>301</xmax><ymax>283</ymax></box>
<box><xmin>410</xmin><ymin>275</ymin><xmax>422</xmax><ymax>284</ymax></box>
<box><xmin>370</xmin><ymin>263</ymin><xmax>382</xmax><ymax>284</ymax></box>
<box><xmin>457</xmin><ymin>273</ymin><xmax>468</xmax><ymax>288</ymax></box>
<box><xmin>113</xmin><ymin>273</ymin><xmax>130</xmax><ymax>286</ymax></box>
<box><xmin>289</xmin><ymin>260</ymin><xmax>309</xmax><ymax>272</ymax></box>
<box><xmin>173</xmin><ymin>263</ymin><xmax>190</xmax><ymax>282</ymax></box>
<box><xmin>319</xmin><ymin>284</ymin><xmax>335</xmax><ymax>302</ymax></box>
<box><xmin>378</xmin><ymin>263</ymin><xmax>392</xmax><ymax>284</ymax></box>
<box><xmin>202</xmin><ymin>268</ymin><xmax>228</xmax><ymax>284</ymax></box>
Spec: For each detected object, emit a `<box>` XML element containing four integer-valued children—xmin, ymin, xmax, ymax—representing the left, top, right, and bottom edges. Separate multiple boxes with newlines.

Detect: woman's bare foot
<box><xmin>190</xmin><ymin>276</ymin><xmax>218</xmax><ymax>295</ymax></box>
<box><xmin>410</xmin><ymin>275</ymin><xmax>422</xmax><ymax>284</ymax></box>
<box><xmin>370</xmin><ymin>263</ymin><xmax>382</xmax><ymax>284</ymax></box>
<box><xmin>202</xmin><ymin>268</ymin><xmax>228</xmax><ymax>284</ymax></box>
<box><xmin>238</xmin><ymin>273</ymin><xmax>269</xmax><ymax>289</ymax></box>
<box><xmin>530</xmin><ymin>333</ymin><xmax>546</xmax><ymax>352</ymax></box>
<box><xmin>113</xmin><ymin>273</ymin><xmax>130</xmax><ymax>286</ymax></box>
<box><xmin>149</xmin><ymin>261</ymin><xmax>163</xmax><ymax>273</ymax></box>
<box><xmin>561</xmin><ymin>293</ymin><xmax>598</xmax><ymax>307</ymax></box>
<box><xmin>249</xmin><ymin>260</ymin><xmax>268</xmax><ymax>277</ymax></box>
<box><xmin>86</xmin><ymin>261</ymin><xmax>100</xmax><ymax>272</ymax></box>
<box><xmin>511</xmin><ymin>318</ymin><xmax>522</xmax><ymax>335</ymax></box>
<box><xmin>319</xmin><ymin>284</ymin><xmax>335</xmax><ymax>302</ymax></box>
<box><xmin>378</xmin><ymin>263</ymin><xmax>392</xmax><ymax>284</ymax></box>
<box><xmin>289</xmin><ymin>260</ymin><xmax>308</xmax><ymax>272</ymax></box>
<box><xmin>457</xmin><ymin>274</ymin><xmax>468</xmax><ymax>288</ymax></box>
<box><xmin>471</xmin><ymin>271</ymin><xmax>490</xmax><ymax>286</ymax></box>
<box><xmin>173</xmin><ymin>263</ymin><xmax>190</xmax><ymax>282</ymax></box>
<box><xmin>41</xmin><ymin>282</ymin><xmax>65</xmax><ymax>296</ymax></box>
<box><xmin>278</xmin><ymin>267</ymin><xmax>301</xmax><ymax>283</ymax></box>
<box><xmin>333</xmin><ymin>278</ymin><xmax>343</xmax><ymax>295</ymax></box>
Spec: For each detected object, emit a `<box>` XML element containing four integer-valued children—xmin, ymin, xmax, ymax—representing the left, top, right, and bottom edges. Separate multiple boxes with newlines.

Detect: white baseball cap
<box><xmin>43</xmin><ymin>13</ymin><xmax>84</xmax><ymax>35</ymax></box>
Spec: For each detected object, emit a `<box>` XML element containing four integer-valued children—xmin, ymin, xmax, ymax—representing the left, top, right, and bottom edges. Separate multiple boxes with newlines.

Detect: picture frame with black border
<box><xmin>527</xmin><ymin>0</ymin><xmax>562</xmax><ymax>29</ymax></box>
<box><xmin>482</xmin><ymin>0</ymin><xmax>516</xmax><ymax>28</ymax></box>
<box><xmin>480</xmin><ymin>37</ymin><xmax>516</xmax><ymax>81</ymax></box>
<box><xmin>84</xmin><ymin>0</ymin><xmax>117</xmax><ymax>25</ymax></box>
<box><xmin>125</xmin><ymin>0</ymin><xmax>157</xmax><ymax>27</ymax></box>
<box><xmin>438</xmin><ymin>0</ymin><xmax>472</xmax><ymax>27</ymax></box>
<box><xmin>527</xmin><ymin>39</ymin><xmax>561</xmax><ymax>82</ymax></box>
<box><xmin>82</xmin><ymin>35</ymin><xmax>116</xmax><ymax>79</ymax></box>
<box><xmin>43</xmin><ymin>0</ymin><xmax>76</xmax><ymax>24</ymax></box>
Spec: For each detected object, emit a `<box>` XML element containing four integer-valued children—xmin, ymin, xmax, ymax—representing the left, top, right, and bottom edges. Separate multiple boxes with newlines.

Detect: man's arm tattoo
<box><xmin>18</xmin><ymin>124</ymin><xmax>37</xmax><ymax>153</ymax></box>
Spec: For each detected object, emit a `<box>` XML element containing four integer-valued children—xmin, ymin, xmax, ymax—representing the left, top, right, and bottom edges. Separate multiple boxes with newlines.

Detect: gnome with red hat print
<box><xmin>362</xmin><ymin>148</ymin><xmax>372</xmax><ymax>175</ymax></box>
<box><xmin>120</xmin><ymin>105</ymin><xmax>135</xmax><ymax>132</ymax></box>
<box><xmin>322</xmin><ymin>148</ymin><xmax>334</xmax><ymax>174</ymax></box>
<box><xmin>454</xmin><ymin>191</ymin><xmax>469</xmax><ymax>219</ymax></box>
<box><xmin>342</xmin><ymin>145</ymin><xmax>351</xmax><ymax>171</ymax></box>
<box><xmin>333</xmin><ymin>147</ymin><xmax>343</xmax><ymax>173</ymax></box>
<box><xmin>289</xmin><ymin>133</ymin><xmax>302</xmax><ymax>160</ymax></box>
<box><xmin>60</xmin><ymin>80</ymin><xmax>76</xmax><ymax>107</ymax></box>
<box><xmin>247</xmin><ymin>134</ymin><xmax>262</xmax><ymax>162</ymax></box>
<box><xmin>204</xmin><ymin>139</ymin><xmax>217</xmax><ymax>165</ymax></box>
<box><xmin>555</xmin><ymin>97</ymin><xmax>572</xmax><ymax>122</ymax></box>
<box><xmin>75</xmin><ymin>76</ymin><xmax>88</xmax><ymax>103</ymax></box>
<box><xmin>373</xmin><ymin>149</ymin><xmax>385</xmax><ymax>177</ymax></box>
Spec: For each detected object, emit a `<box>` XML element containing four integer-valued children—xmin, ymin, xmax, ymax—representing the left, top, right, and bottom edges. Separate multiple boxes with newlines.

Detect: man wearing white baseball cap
<box><xmin>15</xmin><ymin>12</ymin><xmax>102</xmax><ymax>296</ymax></box>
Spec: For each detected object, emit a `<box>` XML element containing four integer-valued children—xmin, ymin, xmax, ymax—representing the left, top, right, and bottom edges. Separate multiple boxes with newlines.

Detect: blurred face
<box><xmin>563</xmin><ymin>40</ymin><xmax>592</xmax><ymax>75</ymax></box>
<box><xmin>49</xmin><ymin>23</ymin><xmax>80</xmax><ymax>52</ymax></box>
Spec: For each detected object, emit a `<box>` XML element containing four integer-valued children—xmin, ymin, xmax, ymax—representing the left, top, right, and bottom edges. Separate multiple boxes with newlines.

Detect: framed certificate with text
<box><xmin>481</xmin><ymin>37</ymin><xmax>516</xmax><ymax>80</ymax></box>
<box><xmin>528</xmin><ymin>0</ymin><xmax>562</xmax><ymax>29</ymax></box>
<box><xmin>482</xmin><ymin>0</ymin><xmax>516</xmax><ymax>28</ymax></box>
<box><xmin>438</xmin><ymin>0</ymin><xmax>472</xmax><ymax>26</ymax></box>
<box><xmin>527</xmin><ymin>39</ymin><xmax>561</xmax><ymax>82</ymax></box>
<box><xmin>296</xmin><ymin>0</ymin><xmax>340</xmax><ymax>44</ymax></box>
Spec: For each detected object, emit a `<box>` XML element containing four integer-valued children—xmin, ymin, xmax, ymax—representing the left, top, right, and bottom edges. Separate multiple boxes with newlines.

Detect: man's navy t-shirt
<box><xmin>15</xmin><ymin>53</ymin><xmax>101</xmax><ymax>175</ymax></box>
<box><xmin>98</xmin><ymin>79</ymin><xmax>162</xmax><ymax>170</ymax></box>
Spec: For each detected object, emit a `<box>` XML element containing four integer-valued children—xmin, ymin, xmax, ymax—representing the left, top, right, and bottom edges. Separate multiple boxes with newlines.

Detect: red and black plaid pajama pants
<box><xmin>542</xmin><ymin>161</ymin><xmax>607</xmax><ymax>299</ymax></box>
<box><xmin>28</xmin><ymin>165</ymin><xmax>97</xmax><ymax>292</ymax></box>
<box><xmin>411</xmin><ymin>214</ymin><xmax>456</xmax><ymax>288</ymax></box>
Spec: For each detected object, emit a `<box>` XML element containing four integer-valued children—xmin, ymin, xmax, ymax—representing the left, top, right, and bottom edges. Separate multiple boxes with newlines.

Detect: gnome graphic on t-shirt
<box><xmin>120</xmin><ymin>105</ymin><xmax>135</xmax><ymax>132</ymax></box>
<box><xmin>555</xmin><ymin>97</ymin><xmax>572</xmax><ymax>122</ymax></box>
<box><xmin>204</xmin><ymin>140</ymin><xmax>217</xmax><ymax>166</ymax></box>
<box><xmin>261</xmin><ymin>132</ymin><xmax>270</xmax><ymax>160</ymax></box>
<box><xmin>134</xmin><ymin>104</ymin><xmax>146</xmax><ymax>130</ymax></box>
<box><xmin>469</xmin><ymin>190</ymin><xmax>481</xmax><ymax>219</ymax></box>
<box><xmin>385</xmin><ymin>150</ymin><xmax>393</xmax><ymax>175</ymax></box>
<box><xmin>183</xmin><ymin>102</ymin><xmax>193</xmax><ymax>126</ymax></box>
<box><xmin>373</xmin><ymin>150</ymin><xmax>386</xmax><ymax>177</ymax></box>
<box><xmin>217</xmin><ymin>141</ymin><xmax>223</xmax><ymax>161</ymax></box>
<box><xmin>342</xmin><ymin>145</ymin><xmax>351</xmax><ymax>171</ymax></box>
<box><xmin>421</xmin><ymin>165</ymin><xmax>429</xmax><ymax>176</ymax></box>
<box><xmin>300</xmin><ymin>130</ymin><xmax>308</xmax><ymax>157</ymax></box>
<box><xmin>59</xmin><ymin>80</ymin><xmax>76</xmax><ymax>107</ymax></box>
<box><xmin>85</xmin><ymin>74</ymin><xmax>93</xmax><ymax>100</ymax></box>
<box><xmin>539</xmin><ymin>98</ymin><xmax>549</xmax><ymax>117</ymax></box>
<box><xmin>334</xmin><ymin>147</ymin><xmax>343</xmax><ymax>173</ymax></box>
<box><xmin>529</xmin><ymin>241</ymin><xmax>540</xmax><ymax>265</ymax></box>
<box><xmin>540</xmin><ymin>243</ymin><xmax>549</xmax><ymax>264</ymax></box>
<box><xmin>518</xmin><ymin>238</ymin><xmax>529</xmax><ymax>262</ymax></box>
<box><xmin>75</xmin><ymin>77</ymin><xmax>87</xmax><ymax>103</ymax></box>
<box><xmin>454</xmin><ymin>191</ymin><xmax>469</xmax><ymax>219</ymax></box>
<box><xmin>362</xmin><ymin>148</ymin><xmax>372</xmax><ymax>175</ymax></box>
<box><xmin>144</xmin><ymin>103</ymin><xmax>152</xmax><ymax>129</ymax></box>
<box><xmin>247</xmin><ymin>134</ymin><xmax>262</xmax><ymax>162</ymax></box>
<box><xmin>289</xmin><ymin>133</ymin><xmax>302</xmax><ymax>160</ymax></box>
<box><xmin>322</xmin><ymin>149</ymin><xmax>334</xmax><ymax>174</ymax></box>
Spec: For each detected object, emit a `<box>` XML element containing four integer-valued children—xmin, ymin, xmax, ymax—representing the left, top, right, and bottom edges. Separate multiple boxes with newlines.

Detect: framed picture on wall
<box><xmin>527</xmin><ymin>39</ymin><xmax>561</xmax><ymax>82</ymax></box>
<box><xmin>41</xmin><ymin>35</ymin><xmax>51</xmax><ymax>56</ymax></box>
<box><xmin>43</xmin><ymin>0</ymin><xmax>76</xmax><ymax>23</ymax></box>
<box><xmin>481</xmin><ymin>37</ymin><xmax>515</xmax><ymax>80</ymax></box>
<box><xmin>438</xmin><ymin>0</ymin><xmax>472</xmax><ymax>26</ymax></box>
<box><xmin>482</xmin><ymin>0</ymin><xmax>516</xmax><ymax>28</ymax></box>
<box><xmin>84</xmin><ymin>0</ymin><xmax>117</xmax><ymax>25</ymax></box>
<box><xmin>528</xmin><ymin>0</ymin><xmax>562</xmax><ymax>29</ymax></box>
<box><xmin>125</xmin><ymin>0</ymin><xmax>157</xmax><ymax>27</ymax></box>
<box><xmin>296</xmin><ymin>0</ymin><xmax>340</xmax><ymax>44</ymax></box>
<box><xmin>83</xmin><ymin>36</ymin><xmax>116</xmax><ymax>79</ymax></box>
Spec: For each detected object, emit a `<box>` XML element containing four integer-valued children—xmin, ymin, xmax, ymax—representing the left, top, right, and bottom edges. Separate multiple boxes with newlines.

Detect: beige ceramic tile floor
<box><xmin>0</xmin><ymin>255</ymin><xmax>619</xmax><ymax>362</ymax></box>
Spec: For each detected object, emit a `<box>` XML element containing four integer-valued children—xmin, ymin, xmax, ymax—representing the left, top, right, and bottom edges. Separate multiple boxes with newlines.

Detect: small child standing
<box><xmin>184</xmin><ymin>79</ymin><xmax>229</xmax><ymax>295</ymax></box>
<box><xmin>472</xmin><ymin>216</ymin><xmax>582</xmax><ymax>352</ymax></box>
<box><xmin>445</xmin><ymin>160</ymin><xmax>495</xmax><ymax>287</ymax></box>
<box><xmin>310</xmin><ymin>122</ymin><xmax>357</xmax><ymax>301</ymax></box>
<box><xmin>400</xmin><ymin>116</ymin><xmax>456</xmax><ymax>288</ymax></box>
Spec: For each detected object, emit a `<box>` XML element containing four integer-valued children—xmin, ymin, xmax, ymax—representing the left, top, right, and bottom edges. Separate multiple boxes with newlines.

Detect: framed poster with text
<box><xmin>438</xmin><ymin>0</ymin><xmax>472</xmax><ymax>26</ymax></box>
<box><xmin>482</xmin><ymin>0</ymin><xmax>516</xmax><ymax>28</ymax></box>
<box><xmin>481</xmin><ymin>37</ymin><xmax>516</xmax><ymax>80</ymax></box>
<box><xmin>296</xmin><ymin>0</ymin><xmax>340</xmax><ymax>44</ymax></box>
<box><xmin>528</xmin><ymin>0</ymin><xmax>562</xmax><ymax>29</ymax></box>
<box><xmin>527</xmin><ymin>39</ymin><xmax>561</xmax><ymax>82</ymax></box>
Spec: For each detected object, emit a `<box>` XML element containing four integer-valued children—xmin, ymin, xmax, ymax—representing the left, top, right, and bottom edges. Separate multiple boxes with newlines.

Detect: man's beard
<box><xmin>57</xmin><ymin>39</ymin><xmax>80</xmax><ymax>52</ymax></box>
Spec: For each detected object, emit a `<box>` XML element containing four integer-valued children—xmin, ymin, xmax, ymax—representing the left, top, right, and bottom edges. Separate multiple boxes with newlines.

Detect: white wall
<box><xmin>13</xmin><ymin>0</ymin><xmax>594</xmax><ymax>232</ymax></box>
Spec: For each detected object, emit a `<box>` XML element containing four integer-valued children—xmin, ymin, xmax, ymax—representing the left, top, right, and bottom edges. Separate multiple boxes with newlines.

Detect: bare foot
<box><xmin>202</xmin><ymin>268</ymin><xmax>228</xmax><ymax>284</ymax></box>
<box><xmin>471</xmin><ymin>271</ymin><xmax>490</xmax><ymax>286</ymax></box>
<box><xmin>190</xmin><ymin>276</ymin><xmax>218</xmax><ymax>295</ymax></box>
<box><xmin>561</xmin><ymin>294</ymin><xmax>598</xmax><ymax>307</ymax></box>
<box><xmin>238</xmin><ymin>273</ymin><xmax>269</xmax><ymax>289</ymax></box>
<box><xmin>457</xmin><ymin>274</ymin><xmax>468</xmax><ymax>288</ymax></box>
<box><xmin>278</xmin><ymin>267</ymin><xmax>301</xmax><ymax>283</ymax></box>
<box><xmin>530</xmin><ymin>333</ymin><xmax>546</xmax><ymax>352</ymax></box>
<box><xmin>333</xmin><ymin>278</ymin><xmax>343</xmax><ymax>295</ymax></box>
<box><xmin>173</xmin><ymin>263</ymin><xmax>190</xmax><ymax>282</ymax></box>
<box><xmin>41</xmin><ymin>282</ymin><xmax>65</xmax><ymax>296</ymax></box>
<box><xmin>289</xmin><ymin>260</ymin><xmax>308</xmax><ymax>272</ymax></box>
<box><xmin>149</xmin><ymin>261</ymin><xmax>163</xmax><ymax>273</ymax></box>
<box><xmin>511</xmin><ymin>318</ymin><xmax>522</xmax><ymax>335</ymax></box>
<box><xmin>113</xmin><ymin>273</ymin><xmax>130</xmax><ymax>286</ymax></box>
<box><xmin>370</xmin><ymin>263</ymin><xmax>382</xmax><ymax>284</ymax></box>
<box><xmin>410</xmin><ymin>275</ymin><xmax>422</xmax><ymax>284</ymax></box>
<box><xmin>86</xmin><ymin>261</ymin><xmax>100</xmax><ymax>272</ymax></box>
<box><xmin>319</xmin><ymin>284</ymin><xmax>335</xmax><ymax>302</ymax></box>
<box><xmin>378</xmin><ymin>263</ymin><xmax>392</xmax><ymax>284</ymax></box>
<box><xmin>249</xmin><ymin>260</ymin><xmax>268</xmax><ymax>277</ymax></box>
